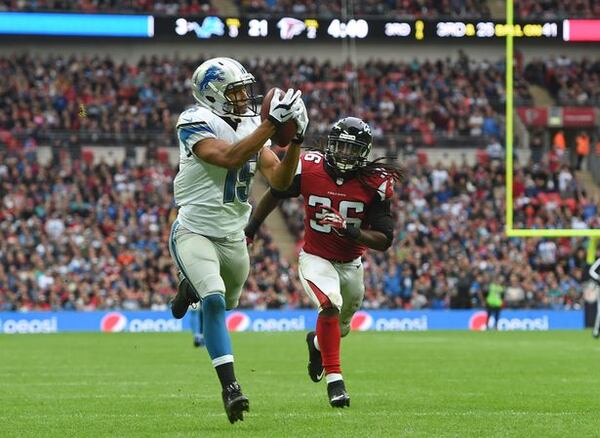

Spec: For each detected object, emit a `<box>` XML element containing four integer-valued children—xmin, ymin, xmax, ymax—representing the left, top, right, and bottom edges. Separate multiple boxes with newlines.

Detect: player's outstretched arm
<box><xmin>257</xmin><ymin>142</ymin><xmax>301</xmax><ymax>191</ymax></box>
<box><xmin>244</xmin><ymin>189</ymin><xmax>280</xmax><ymax>242</ymax></box>
<box><xmin>193</xmin><ymin>120</ymin><xmax>276</xmax><ymax>169</ymax></box>
<box><xmin>192</xmin><ymin>89</ymin><xmax>303</xmax><ymax>169</ymax></box>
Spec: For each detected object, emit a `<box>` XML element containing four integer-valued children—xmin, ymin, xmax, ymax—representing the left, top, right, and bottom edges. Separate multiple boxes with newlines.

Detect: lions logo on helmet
<box><xmin>325</xmin><ymin>117</ymin><xmax>373</xmax><ymax>174</ymax></box>
<box><xmin>198</xmin><ymin>66</ymin><xmax>225</xmax><ymax>91</ymax></box>
<box><xmin>192</xmin><ymin>57</ymin><xmax>262</xmax><ymax>117</ymax></box>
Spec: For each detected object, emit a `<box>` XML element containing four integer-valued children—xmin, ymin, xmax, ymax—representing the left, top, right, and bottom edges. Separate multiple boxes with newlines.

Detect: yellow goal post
<box><xmin>504</xmin><ymin>0</ymin><xmax>599</xmax><ymax>263</ymax></box>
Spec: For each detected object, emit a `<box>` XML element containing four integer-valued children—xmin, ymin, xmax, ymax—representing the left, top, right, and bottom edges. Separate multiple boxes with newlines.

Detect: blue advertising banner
<box><xmin>0</xmin><ymin>309</ymin><xmax>583</xmax><ymax>334</ymax></box>
<box><xmin>0</xmin><ymin>13</ymin><xmax>154</xmax><ymax>37</ymax></box>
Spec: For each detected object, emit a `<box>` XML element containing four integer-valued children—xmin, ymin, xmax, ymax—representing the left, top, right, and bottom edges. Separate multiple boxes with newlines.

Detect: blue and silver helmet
<box><xmin>191</xmin><ymin>57</ymin><xmax>261</xmax><ymax>117</ymax></box>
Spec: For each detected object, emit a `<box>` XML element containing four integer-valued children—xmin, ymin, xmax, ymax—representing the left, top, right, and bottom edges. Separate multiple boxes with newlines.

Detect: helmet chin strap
<box><xmin>325</xmin><ymin>154</ymin><xmax>359</xmax><ymax>180</ymax></box>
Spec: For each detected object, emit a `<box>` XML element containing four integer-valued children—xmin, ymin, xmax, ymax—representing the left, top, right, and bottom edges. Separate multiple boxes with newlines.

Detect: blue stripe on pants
<box><xmin>169</xmin><ymin>220</ymin><xmax>194</xmax><ymax>289</ymax></box>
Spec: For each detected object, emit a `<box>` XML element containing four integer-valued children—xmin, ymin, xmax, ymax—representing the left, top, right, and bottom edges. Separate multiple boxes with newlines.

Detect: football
<box><xmin>261</xmin><ymin>87</ymin><xmax>297</xmax><ymax>146</ymax></box>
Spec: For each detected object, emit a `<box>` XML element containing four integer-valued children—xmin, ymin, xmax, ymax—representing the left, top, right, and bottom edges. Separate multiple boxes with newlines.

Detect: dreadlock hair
<box><xmin>356</xmin><ymin>156</ymin><xmax>404</xmax><ymax>197</ymax></box>
<box><xmin>304</xmin><ymin>142</ymin><xmax>404</xmax><ymax>197</ymax></box>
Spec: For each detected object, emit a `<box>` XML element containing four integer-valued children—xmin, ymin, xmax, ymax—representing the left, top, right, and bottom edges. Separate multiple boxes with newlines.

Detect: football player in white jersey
<box><xmin>590</xmin><ymin>257</ymin><xmax>600</xmax><ymax>338</ymax></box>
<box><xmin>168</xmin><ymin>57</ymin><xmax>308</xmax><ymax>424</ymax></box>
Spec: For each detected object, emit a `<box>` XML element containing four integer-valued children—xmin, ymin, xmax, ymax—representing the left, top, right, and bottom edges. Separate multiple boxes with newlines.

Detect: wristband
<box><xmin>345</xmin><ymin>226</ymin><xmax>360</xmax><ymax>239</ymax></box>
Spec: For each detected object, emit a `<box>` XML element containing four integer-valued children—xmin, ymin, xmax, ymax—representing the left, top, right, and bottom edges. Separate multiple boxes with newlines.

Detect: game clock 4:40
<box><xmin>327</xmin><ymin>19</ymin><xmax>369</xmax><ymax>39</ymax></box>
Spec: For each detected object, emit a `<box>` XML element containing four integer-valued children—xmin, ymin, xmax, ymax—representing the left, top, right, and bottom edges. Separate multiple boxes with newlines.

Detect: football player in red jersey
<box><xmin>245</xmin><ymin>117</ymin><xmax>403</xmax><ymax>407</ymax></box>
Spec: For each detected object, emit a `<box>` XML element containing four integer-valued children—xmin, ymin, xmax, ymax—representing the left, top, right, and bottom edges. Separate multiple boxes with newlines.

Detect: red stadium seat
<box><xmin>82</xmin><ymin>148</ymin><xmax>94</xmax><ymax>165</ymax></box>
<box><xmin>157</xmin><ymin>148</ymin><xmax>170</xmax><ymax>164</ymax></box>
<box><xmin>476</xmin><ymin>149</ymin><xmax>489</xmax><ymax>165</ymax></box>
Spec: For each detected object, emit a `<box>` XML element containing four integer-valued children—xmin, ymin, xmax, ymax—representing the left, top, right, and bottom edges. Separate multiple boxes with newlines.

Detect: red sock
<box><xmin>316</xmin><ymin>313</ymin><xmax>341</xmax><ymax>375</ymax></box>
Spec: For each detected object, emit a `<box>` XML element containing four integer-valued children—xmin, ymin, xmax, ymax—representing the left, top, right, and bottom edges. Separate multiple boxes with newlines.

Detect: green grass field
<box><xmin>1</xmin><ymin>331</ymin><xmax>600</xmax><ymax>437</ymax></box>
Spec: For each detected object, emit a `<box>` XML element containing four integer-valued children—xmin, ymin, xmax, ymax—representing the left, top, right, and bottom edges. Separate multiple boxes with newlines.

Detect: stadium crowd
<box><xmin>515</xmin><ymin>0</ymin><xmax>600</xmax><ymax>19</ymax></box>
<box><xmin>6</xmin><ymin>52</ymin><xmax>597</xmax><ymax>152</ymax></box>
<box><xmin>0</xmin><ymin>143</ymin><xmax>597</xmax><ymax>312</ymax></box>
<box><xmin>0</xmin><ymin>0</ymin><xmax>493</xmax><ymax>18</ymax></box>
<box><xmin>523</xmin><ymin>55</ymin><xmax>600</xmax><ymax>107</ymax></box>
<box><xmin>5</xmin><ymin>0</ymin><xmax>599</xmax><ymax>19</ymax></box>
<box><xmin>238</xmin><ymin>0</ymin><xmax>490</xmax><ymax>18</ymax></box>
<box><xmin>0</xmin><ymin>53</ymin><xmax>509</xmax><ymax>150</ymax></box>
<box><xmin>0</xmin><ymin>0</ymin><xmax>217</xmax><ymax>15</ymax></box>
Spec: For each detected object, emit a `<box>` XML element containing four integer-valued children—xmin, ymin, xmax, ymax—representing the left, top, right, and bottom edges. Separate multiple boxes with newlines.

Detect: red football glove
<box><xmin>317</xmin><ymin>205</ymin><xmax>347</xmax><ymax>236</ymax></box>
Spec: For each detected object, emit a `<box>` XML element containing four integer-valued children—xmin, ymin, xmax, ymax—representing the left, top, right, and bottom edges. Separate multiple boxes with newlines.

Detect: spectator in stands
<box><xmin>575</xmin><ymin>131</ymin><xmax>590</xmax><ymax>170</ymax></box>
<box><xmin>383</xmin><ymin>264</ymin><xmax>402</xmax><ymax>308</ymax></box>
<box><xmin>399</xmin><ymin>265</ymin><xmax>414</xmax><ymax>307</ymax></box>
<box><xmin>451</xmin><ymin>259</ymin><xmax>473</xmax><ymax>309</ymax></box>
<box><xmin>486</xmin><ymin>137</ymin><xmax>503</xmax><ymax>161</ymax></box>
<box><xmin>553</xmin><ymin>130</ymin><xmax>566</xmax><ymax>161</ymax></box>
<box><xmin>504</xmin><ymin>274</ymin><xmax>525</xmax><ymax>308</ymax></box>
<box><xmin>484</xmin><ymin>274</ymin><xmax>504</xmax><ymax>329</ymax></box>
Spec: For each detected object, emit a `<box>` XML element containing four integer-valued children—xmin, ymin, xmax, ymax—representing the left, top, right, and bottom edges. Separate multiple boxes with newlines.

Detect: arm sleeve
<box><xmin>270</xmin><ymin>173</ymin><xmax>301</xmax><ymax>199</ymax></box>
<box><xmin>365</xmin><ymin>198</ymin><xmax>394</xmax><ymax>243</ymax></box>
<box><xmin>177</xmin><ymin>122</ymin><xmax>217</xmax><ymax>155</ymax></box>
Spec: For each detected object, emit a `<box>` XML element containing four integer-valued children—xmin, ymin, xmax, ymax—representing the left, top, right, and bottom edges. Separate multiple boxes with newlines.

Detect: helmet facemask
<box><xmin>192</xmin><ymin>58</ymin><xmax>263</xmax><ymax>118</ymax></box>
<box><xmin>325</xmin><ymin>117</ymin><xmax>373</xmax><ymax>175</ymax></box>
<box><xmin>222</xmin><ymin>80</ymin><xmax>262</xmax><ymax>117</ymax></box>
<box><xmin>327</xmin><ymin>137</ymin><xmax>370</xmax><ymax>173</ymax></box>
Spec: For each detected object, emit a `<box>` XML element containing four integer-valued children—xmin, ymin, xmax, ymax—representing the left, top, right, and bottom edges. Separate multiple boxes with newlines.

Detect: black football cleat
<box><xmin>222</xmin><ymin>382</ymin><xmax>249</xmax><ymax>424</ymax></box>
<box><xmin>306</xmin><ymin>331</ymin><xmax>324</xmax><ymax>382</ymax></box>
<box><xmin>327</xmin><ymin>380</ymin><xmax>350</xmax><ymax>408</ymax></box>
<box><xmin>170</xmin><ymin>274</ymin><xmax>200</xmax><ymax>319</ymax></box>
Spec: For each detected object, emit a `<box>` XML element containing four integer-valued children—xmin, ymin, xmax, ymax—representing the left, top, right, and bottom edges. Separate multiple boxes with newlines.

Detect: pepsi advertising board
<box><xmin>0</xmin><ymin>310</ymin><xmax>583</xmax><ymax>334</ymax></box>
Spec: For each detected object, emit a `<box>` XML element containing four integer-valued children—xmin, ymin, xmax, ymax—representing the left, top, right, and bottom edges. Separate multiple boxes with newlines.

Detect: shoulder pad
<box><xmin>365</xmin><ymin>170</ymin><xmax>395</xmax><ymax>200</ymax></box>
<box><xmin>177</xmin><ymin>106</ymin><xmax>215</xmax><ymax>128</ymax></box>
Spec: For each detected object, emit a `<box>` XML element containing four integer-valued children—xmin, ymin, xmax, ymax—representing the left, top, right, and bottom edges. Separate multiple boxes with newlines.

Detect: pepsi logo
<box><xmin>100</xmin><ymin>312</ymin><xmax>127</xmax><ymax>332</ymax></box>
<box><xmin>226</xmin><ymin>312</ymin><xmax>250</xmax><ymax>332</ymax></box>
<box><xmin>350</xmin><ymin>311</ymin><xmax>373</xmax><ymax>331</ymax></box>
<box><xmin>469</xmin><ymin>311</ymin><xmax>488</xmax><ymax>331</ymax></box>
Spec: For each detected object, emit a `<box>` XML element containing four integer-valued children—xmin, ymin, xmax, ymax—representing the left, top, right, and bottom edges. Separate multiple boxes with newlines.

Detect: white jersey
<box><xmin>173</xmin><ymin>105</ymin><xmax>263</xmax><ymax>239</ymax></box>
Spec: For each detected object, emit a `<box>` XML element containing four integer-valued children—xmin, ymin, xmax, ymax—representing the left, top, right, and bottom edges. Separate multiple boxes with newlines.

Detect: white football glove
<box><xmin>291</xmin><ymin>98</ymin><xmax>308</xmax><ymax>144</ymax></box>
<box><xmin>268</xmin><ymin>88</ymin><xmax>301</xmax><ymax>126</ymax></box>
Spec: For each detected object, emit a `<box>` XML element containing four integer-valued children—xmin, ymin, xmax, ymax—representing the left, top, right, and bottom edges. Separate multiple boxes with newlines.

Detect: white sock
<box><xmin>313</xmin><ymin>335</ymin><xmax>320</xmax><ymax>351</ymax></box>
<box><xmin>211</xmin><ymin>354</ymin><xmax>234</xmax><ymax>368</ymax></box>
<box><xmin>325</xmin><ymin>373</ymin><xmax>343</xmax><ymax>384</ymax></box>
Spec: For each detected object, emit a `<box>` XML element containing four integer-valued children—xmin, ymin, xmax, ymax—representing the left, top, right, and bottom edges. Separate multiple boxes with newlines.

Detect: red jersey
<box><xmin>286</xmin><ymin>152</ymin><xmax>394</xmax><ymax>262</ymax></box>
